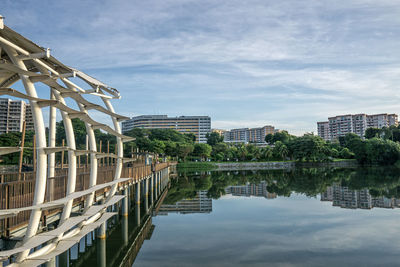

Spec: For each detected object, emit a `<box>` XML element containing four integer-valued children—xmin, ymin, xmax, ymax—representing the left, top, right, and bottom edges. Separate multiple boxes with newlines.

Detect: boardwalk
<box><xmin>0</xmin><ymin>162</ymin><xmax>173</xmax><ymax>237</ymax></box>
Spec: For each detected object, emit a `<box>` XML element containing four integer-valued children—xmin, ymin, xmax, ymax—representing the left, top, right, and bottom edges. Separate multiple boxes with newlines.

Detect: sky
<box><xmin>2</xmin><ymin>0</ymin><xmax>400</xmax><ymax>135</ymax></box>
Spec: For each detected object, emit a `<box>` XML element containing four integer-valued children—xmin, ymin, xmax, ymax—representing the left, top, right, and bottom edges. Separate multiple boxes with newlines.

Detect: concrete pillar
<box><xmin>98</xmin><ymin>200</ymin><xmax>106</xmax><ymax>239</ymax></box>
<box><xmin>145</xmin><ymin>178</ymin><xmax>149</xmax><ymax>197</ymax></box>
<box><xmin>97</xmin><ymin>238</ymin><xmax>106</xmax><ymax>267</ymax></box>
<box><xmin>150</xmin><ymin>174</ymin><xmax>154</xmax><ymax>204</ymax></box>
<box><xmin>122</xmin><ymin>188</ymin><xmax>129</xmax><ymax>217</ymax></box>
<box><xmin>135</xmin><ymin>203</ymin><xmax>141</xmax><ymax>226</ymax></box>
<box><xmin>154</xmin><ymin>174</ymin><xmax>158</xmax><ymax>199</ymax></box>
<box><xmin>121</xmin><ymin>215</ymin><xmax>128</xmax><ymax>247</ymax></box>
<box><xmin>158</xmin><ymin>172</ymin><xmax>161</xmax><ymax>195</ymax></box>
<box><xmin>135</xmin><ymin>182</ymin><xmax>141</xmax><ymax>205</ymax></box>
<box><xmin>143</xmin><ymin>177</ymin><xmax>149</xmax><ymax>212</ymax></box>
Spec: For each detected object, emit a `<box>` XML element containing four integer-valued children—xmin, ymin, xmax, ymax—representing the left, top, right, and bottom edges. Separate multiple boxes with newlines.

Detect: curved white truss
<box><xmin>0</xmin><ymin>18</ymin><xmax>134</xmax><ymax>265</ymax></box>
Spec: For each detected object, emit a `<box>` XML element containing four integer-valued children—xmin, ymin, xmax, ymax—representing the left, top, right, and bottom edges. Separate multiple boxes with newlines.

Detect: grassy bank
<box><xmin>177</xmin><ymin>162</ymin><xmax>217</xmax><ymax>171</ymax></box>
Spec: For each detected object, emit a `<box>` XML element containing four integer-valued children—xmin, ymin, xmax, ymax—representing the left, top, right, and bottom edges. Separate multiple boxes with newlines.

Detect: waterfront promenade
<box><xmin>0</xmin><ymin>161</ymin><xmax>174</xmax><ymax>238</ymax></box>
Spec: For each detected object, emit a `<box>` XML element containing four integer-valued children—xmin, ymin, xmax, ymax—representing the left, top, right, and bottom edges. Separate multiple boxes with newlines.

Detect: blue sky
<box><xmin>2</xmin><ymin>0</ymin><xmax>400</xmax><ymax>135</ymax></box>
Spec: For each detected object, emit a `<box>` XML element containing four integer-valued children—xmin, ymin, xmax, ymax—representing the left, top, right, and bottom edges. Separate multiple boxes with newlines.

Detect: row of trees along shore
<box><xmin>1</xmin><ymin>119</ymin><xmax>400</xmax><ymax>166</ymax></box>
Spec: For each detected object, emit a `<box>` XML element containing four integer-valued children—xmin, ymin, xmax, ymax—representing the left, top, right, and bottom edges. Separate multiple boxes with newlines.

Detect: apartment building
<box><xmin>224</xmin><ymin>125</ymin><xmax>276</xmax><ymax>144</ymax></box>
<box><xmin>317</xmin><ymin>121</ymin><xmax>330</xmax><ymax>141</ymax></box>
<box><xmin>224</xmin><ymin>128</ymin><xmax>248</xmax><ymax>143</ymax></box>
<box><xmin>317</xmin><ymin>113</ymin><xmax>398</xmax><ymax>141</ymax></box>
<box><xmin>0</xmin><ymin>98</ymin><xmax>34</xmax><ymax>134</ymax></box>
<box><xmin>121</xmin><ymin>115</ymin><xmax>211</xmax><ymax>143</ymax></box>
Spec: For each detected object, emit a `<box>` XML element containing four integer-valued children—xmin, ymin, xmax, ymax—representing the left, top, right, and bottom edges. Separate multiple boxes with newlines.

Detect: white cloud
<box><xmin>2</xmin><ymin>0</ymin><xmax>400</xmax><ymax>134</ymax></box>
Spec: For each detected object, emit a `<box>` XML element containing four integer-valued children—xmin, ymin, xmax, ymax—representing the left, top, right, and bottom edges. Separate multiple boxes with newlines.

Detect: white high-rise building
<box><xmin>122</xmin><ymin>115</ymin><xmax>211</xmax><ymax>143</ymax></box>
<box><xmin>317</xmin><ymin>121</ymin><xmax>330</xmax><ymax>141</ymax></box>
<box><xmin>224</xmin><ymin>125</ymin><xmax>276</xmax><ymax>144</ymax></box>
<box><xmin>0</xmin><ymin>98</ymin><xmax>34</xmax><ymax>134</ymax></box>
<box><xmin>317</xmin><ymin>113</ymin><xmax>398</xmax><ymax>141</ymax></box>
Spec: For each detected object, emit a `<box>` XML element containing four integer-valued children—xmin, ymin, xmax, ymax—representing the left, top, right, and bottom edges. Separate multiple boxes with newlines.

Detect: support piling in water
<box><xmin>97</xmin><ymin>238</ymin><xmax>107</xmax><ymax>267</ymax></box>
<box><xmin>135</xmin><ymin>182</ymin><xmax>141</xmax><ymax>204</ymax></box>
<box><xmin>122</xmin><ymin>188</ymin><xmax>129</xmax><ymax>217</ymax></box>
<box><xmin>98</xmin><ymin>200</ymin><xmax>107</xmax><ymax>239</ymax></box>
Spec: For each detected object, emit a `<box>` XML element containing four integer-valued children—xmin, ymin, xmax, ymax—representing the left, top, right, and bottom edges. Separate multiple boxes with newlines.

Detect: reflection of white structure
<box><xmin>322</xmin><ymin>184</ymin><xmax>399</xmax><ymax>209</ymax></box>
<box><xmin>225</xmin><ymin>181</ymin><xmax>277</xmax><ymax>199</ymax></box>
<box><xmin>159</xmin><ymin>191</ymin><xmax>212</xmax><ymax>214</ymax></box>
<box><xmin>0</xmin><ymin>18</ymin><xmax>134</xmax><ymax>265</ymax></box>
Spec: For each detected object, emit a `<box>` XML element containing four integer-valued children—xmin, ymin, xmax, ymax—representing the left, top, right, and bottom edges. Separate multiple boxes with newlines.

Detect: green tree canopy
<box><xmin>193</xmin><ymin>143</ymin><xmax>212</xmax><ymax>160</ymax></box>
<box><xmin>206</xmin><ymin>132</ymin><xmax>224</xmax><ymax>146</ymax></box>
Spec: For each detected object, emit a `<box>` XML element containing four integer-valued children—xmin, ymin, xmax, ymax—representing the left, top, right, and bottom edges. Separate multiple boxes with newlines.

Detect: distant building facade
<box><xmin>0</xmin><ymin>98</ymin><xmax>34</xmax><ymax>134</ymax></box>
<box><xmin>158</xmin><ymin>191</ymin><xmax>212</xmax><ymax>214</ymax></box>
<box><xmin>224</xmin><ymin>125</ymin><xmax>276</xmax><ymax>144</ymax></box>
<box><xmin>121</xmin><ymin>115</ymin><xmax>211</xmax><ymax>143</ymax></box>
<box><xmin>317</xmin><ymin>121</ymin><xmax>330</xmax><ymax>141</ymax></box>
<box><xmin>317</xmin><ymin>113</ymin><xmax>398</xmax><ymax>141</ymax></box>
<box><xmin>225</xmin><ymin>181</ymin><xmax>277</xmax><ymax>199</ymax></box>
<box><xmin>212</xmin><ymin>129</ymin><xmax>227</xmax><ymax>136</ymax></box>
<box><xmin>321</xmin><ymin>184</ymin><xmax>400</xmax><ymax>210</ymax></box>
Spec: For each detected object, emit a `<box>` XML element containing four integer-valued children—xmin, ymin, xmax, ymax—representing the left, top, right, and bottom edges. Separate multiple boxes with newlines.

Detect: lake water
<box><xmin>73</xmin><ymin>167</ymin><xmax>400</xmax><ymax>267</ymax></box>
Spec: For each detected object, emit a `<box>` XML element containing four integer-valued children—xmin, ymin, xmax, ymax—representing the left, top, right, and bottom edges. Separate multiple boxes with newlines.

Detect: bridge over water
<box><xmin>0</xmin><ymin>17</ymin><xmax>175</xmax><ymax>266</ymax></box>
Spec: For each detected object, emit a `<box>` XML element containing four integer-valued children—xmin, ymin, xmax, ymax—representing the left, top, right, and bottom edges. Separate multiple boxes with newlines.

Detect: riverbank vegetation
<box><xmin>2</xmin><ymin>119</ymin><xmax>400</xmax><ymax>166</ymax></box>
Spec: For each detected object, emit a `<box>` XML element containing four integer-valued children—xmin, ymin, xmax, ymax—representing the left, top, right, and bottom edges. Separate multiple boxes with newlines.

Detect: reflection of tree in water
<box><xmin>167</xmin><ymin>167</ymin><xmax>400</xmax><ymax>204</ymax></box>
<box><xmin>163</xmin><ymin>172</ymin><xmax>213</xmax><ymax>204</ymax></box>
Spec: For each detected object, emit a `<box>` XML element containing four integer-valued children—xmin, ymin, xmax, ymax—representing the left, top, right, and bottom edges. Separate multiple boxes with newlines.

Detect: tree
<box><xmin>206</xmin><ymin>132</ymin><xmax>224</xmax><ymax>146</ymax></box>
<box><xmin>364</xmin><ymin>138</ymin><xmax>400</xmax><ymax>165</ymax></box>
<box><xmin>215</xmin><ymin>152</ymin><xmax>224</xmax><ymax>161</ymax></box>
<box><xmin>176</xmin><ymin>144</ymin><xmax>194</xmax><ymax>161</ymax></box>
<box><xmin>151</xmin><ymin>140</ymin><xmax>166</xmax><ymax>154</ymax></box>
<box><xmin>265</xmin><ymin>131</ymin><xmax>295</xmax><ymax>145</ymax></box>
<box><xmin>211</xmin><ymin>142</ymin><xmax>229</xmax><ymax>160</ymax></box>
<box><xmin>164</xmin><ymin>141</ymin><xmax>177</xmax><ymax>157</ymax></box>
<box><xmin>288</xmin><ymin>134</ymin><xmax>326</xmax><ymax>162</ymax></box>
<box><xmin>184</xmin><ymin>133</ymin><xmax>196</xmax><ymax>143</ymax></box>
<box><xmin>365</xmin><ymin>128</ymin><xmax>381</xmax><ymax>139</ymax></box>
<box><xmin>56</xmin><ymin>118</ymin><xmax>88</xmax><ymax>148</ymax></box>
<box><xmin>135</xmin><ymin>137</ymin><xmax>152</xmax><ymax>152</ymax></box>
<box><xmin>237</xmin><ymin>145</ymin><xmax>248</xmax><ymax>161</ymax></box>
<box><xmin>260</xmin><ymin>146</ymin><xmax>273</xmax><ymax>160</ymax></box>
<box><xmin>273</xmin><ymin>141</ymin><xmax>288</xmax><ymax>160</ymax></box>
<box><xmin>339</xmin><ymin>148</ymin><xmax>354</xmax><ymax>159</ymax></box>
<box><xmin>226</xmin><ymin>146</ymin><xmax>238</xmax><ymax>161</ymax></box>
<box><xmin>0</xmin><ymin>131</ymin><xmax>35</xmax><ymax>164</ymax></box>
<box><xmin>246</xmin><ymin>144</ymin><xmax>261</xmax><ymax>160</ymax></box>
<box><xmin>193</xmin><ymin>143</ymin><xmax>212</xmax><ymax>160</ymax></box>
<box><xmin>265</xmin><ymin>134</ymin><xmax>274</xmax><ymax>144</ymax></box>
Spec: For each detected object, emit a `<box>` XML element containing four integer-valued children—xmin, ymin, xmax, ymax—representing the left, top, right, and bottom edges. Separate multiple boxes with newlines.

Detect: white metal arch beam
<box><xmin>1</xmin><ymin>45</ymin><xmax>48</xmax><ymax>262</ymax></box>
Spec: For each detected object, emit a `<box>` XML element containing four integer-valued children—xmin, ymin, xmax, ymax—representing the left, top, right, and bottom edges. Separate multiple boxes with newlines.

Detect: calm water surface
<box><xmin>72</xmin><ymin>167</ymin><xmax>400</xmax><ymax>267</ymax></box>
<box><xmin>135</xmin><ymin>168</ymin><xmax>400</xmax><ymax>267</ymax></box>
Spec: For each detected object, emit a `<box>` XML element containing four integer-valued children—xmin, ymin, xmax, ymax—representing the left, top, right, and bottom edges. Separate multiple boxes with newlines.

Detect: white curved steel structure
<box><xmin>0</xmin><ymin>17</ymin><xmax>134</xmax><ymax>265</ymax></box>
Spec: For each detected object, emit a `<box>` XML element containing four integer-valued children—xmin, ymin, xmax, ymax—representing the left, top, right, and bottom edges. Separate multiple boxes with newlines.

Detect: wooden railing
<box><xmin>0</xmin><ymin>162</ymin><xmax>174</xmax><ymax>237</ymax></box>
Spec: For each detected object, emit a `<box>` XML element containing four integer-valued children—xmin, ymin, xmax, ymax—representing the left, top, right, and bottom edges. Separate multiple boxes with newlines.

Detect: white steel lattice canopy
<box><xmin>0</xmin><ymin>16</ymin><xmax>135</xmax><ymax>265</ymax></box>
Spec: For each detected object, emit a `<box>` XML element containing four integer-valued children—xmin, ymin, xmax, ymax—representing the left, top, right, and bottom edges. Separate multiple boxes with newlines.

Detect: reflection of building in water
<box><xmin>224</xmin><ymin>181</ymin><xmax>277</xmax><ymax>199</ymax></box>
<box><xmin>321</xmin><ymin>184</ymin><xmax>399</xmax><ymax>209</ymax></box>
<box><xmin>159</xmin><ymin>191</ymin><xmax>212</xmax><ymax>214</ymax></box>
